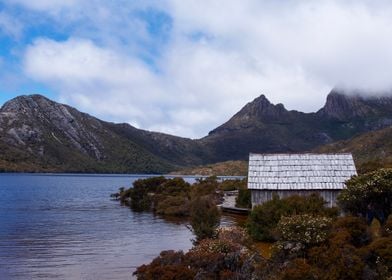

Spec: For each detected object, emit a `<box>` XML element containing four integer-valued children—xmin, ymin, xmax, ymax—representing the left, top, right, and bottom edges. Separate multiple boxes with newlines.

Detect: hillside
<box><xmin>316</xmin><ymin>126</ymin><xmax>392</xmax><ymax>173</ymax></box>
<box><xmin>170</xmin><ymin>160</ymin><xmax>248</xmax><ymax>176</ymax></box>
<box><xmin>1</xmin><ymin>89</ymin><xmax>392</xmax><ymax>173</ymax></box>
<box><xmin>0</xmin><ymin>95</ymin><xmax>176</xmax><ymax>173</ymax></box>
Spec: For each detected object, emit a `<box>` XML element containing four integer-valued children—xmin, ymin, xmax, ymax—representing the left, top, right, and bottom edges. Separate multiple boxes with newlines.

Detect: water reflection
<box><xmin>0</xmin><ymin>174</ymin><xmax>243</xmax><ymax>280</ymax></box>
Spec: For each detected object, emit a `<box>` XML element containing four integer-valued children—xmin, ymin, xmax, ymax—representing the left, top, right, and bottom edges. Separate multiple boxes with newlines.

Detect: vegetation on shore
<box><xmin>112</xmin><ymin>176</ymin><xmax>250</xmax><ymax>217</ymax></box>
<box><xmin>170</xmin><ymin>160</ymin><xmax>248</xmax><ymax>176</ymax></box>
<box><xmin>133</xmin><ymin>168</ymin><xmax>392</xmax><ymax>279</ymax></box>
<box><xmin>134</xmin><ymin>226</ymin><xmax>259</xmax><ymax>279</ymax></box>
<box><xmin>189</xmin><ymin>196</ymin><xmax>221</xmax><ymax>242</ymax></box>
<box><xmin>247</xmin><ymin>194</ymin><xmax>338</xmax><ymax>242</ymax></box>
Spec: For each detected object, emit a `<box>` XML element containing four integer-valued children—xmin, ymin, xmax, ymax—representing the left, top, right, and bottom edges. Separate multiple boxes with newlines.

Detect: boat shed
<box><xmin>247</xmin><ymin>153</ymin><xmax>357</xmax><ymax>208</ymax></box>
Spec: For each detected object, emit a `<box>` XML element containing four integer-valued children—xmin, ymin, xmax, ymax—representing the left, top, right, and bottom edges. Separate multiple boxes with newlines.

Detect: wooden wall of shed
<box><xmin>251</xmin><ymin>190</ymin><xmax>341</xmax><ymax>208</ymax></box>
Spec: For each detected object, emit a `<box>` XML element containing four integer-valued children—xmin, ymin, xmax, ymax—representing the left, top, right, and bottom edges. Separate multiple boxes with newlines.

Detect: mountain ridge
<box><xmin>1</xmin><ymin>89</ymin><xmax>391</xmax><ymax>173</ymax></box>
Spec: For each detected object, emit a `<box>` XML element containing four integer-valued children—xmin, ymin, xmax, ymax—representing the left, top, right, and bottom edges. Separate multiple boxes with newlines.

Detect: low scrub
<box><xmin>134</xmin><ymin>226</ymin><xmax>260</xmax><ymax>279</ymax></box>
<box><xmin>114</xmin><ymin>176</ymin><xmax>239</xmax><ymax>217</ymax></box>
<box><xmin>277</xmin><ymin>214</ymin><xmax>332</xmax><ymax>246</ymax></box>
<box><xmin>247</xmin><ymin>194</ymin><xmax>338</xmax><ymax>242</ymax></box>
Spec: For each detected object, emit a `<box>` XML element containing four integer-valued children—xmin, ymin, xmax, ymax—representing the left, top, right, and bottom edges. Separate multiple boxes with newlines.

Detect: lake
<box><xmin>0</xmin><ymin>174</ymin><xmax>241</xmax><ymax>280</ymax></box>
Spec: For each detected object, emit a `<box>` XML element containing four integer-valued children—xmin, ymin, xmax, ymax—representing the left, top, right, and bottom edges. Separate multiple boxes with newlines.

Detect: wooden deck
<box><xmin>219</xmin><ymin>191</ymin><xmax>250</xmax><ymax>215</ymax></box>
<box><xmin>220</xmin><ymin>205</ymin><xmax>250</xmax><ymax>214</ymax></box>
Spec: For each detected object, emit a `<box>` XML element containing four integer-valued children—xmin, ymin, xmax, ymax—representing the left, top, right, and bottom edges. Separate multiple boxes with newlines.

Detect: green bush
<box><xmin>332</xmin><ymin>216</ymin><xmax>370</xmax><ymax>247</ymax></box>
<box><xmin>190</xmin><ymin>176</ymin><xmax>219</xmax><ymax>199</ymax></box>
<box><xmin>247</xmin><ymin>194</ymin><xmax>338</xmax><ymax>241</ymax></box>
<box><xmin>155</xmin><ymin>195</ymin><xmax>190</xmax><ymax>217</ymax></box>
<box><xmin>134</xmin><ymin>250</ymin><xmax>195</xmax><ymax>279</ymax></box>
<box><xmin>133</xmin><ymin>176</ymin><xmax>168</xmax><ymax>193</ymax></box>
<box><xmin>129</xmin><ymin>176</ymin><xmax>168</xmax><ymax>211</ymax></box>
<box><xmin>135</xmin><ymin>226</ymin><xmax>259</xmax><ymax>280</ymax></box>
<box><xmin>385</xmin><ymin>215</ymin><xmax>392</xmax><ymax>236</ymax></box>
<box><xmin>277</xmin><ymin>214</ymin><xmax>332</xmax><ymax>246</ymax></box>
<box><xmin>364</xmin><ymin>237</ymin><xmax>392</xmax><ymax>278</ymax></box>
<box><xmin>219</xmin><ymin>178</ymin><xmax>246</xmax><ymax>191</ymax></box>
<box><xmin>189</xmin><ymin>196</ymin><xmax>220</xmax><ymax>242</ymax></box>
<box><xmin>308</xmin><ymin>242</ymin><xmax>365</xmax><ymax>280</ymax></box>
<box><xmin>157</xmin><ymin>177</ymin><xmax>191</xmax><ymax>196</ymax></box>
<box><xmin>338</xmin><ymin>168</ymin><xmax>392</xmax><ymax>224</ymax></box>
<box><xmin>276</xmin><ymin>259</ymin><xmax>315</xmax><ymax>280</ymax></box>
<box><xmin>235</xmin><ymin>188</ymin><xmax>251</xmax><ymax>208</ymax></box>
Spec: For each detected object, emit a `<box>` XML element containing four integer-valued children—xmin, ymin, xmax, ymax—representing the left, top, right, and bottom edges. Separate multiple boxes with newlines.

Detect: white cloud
<box><xmin>25</xmin><ymin>38</ymin><xmax>167</xmax><ymax>124</ymax></box>
<box><xmin>21</xmin><ymin>0</ymin><xmax>392</xmax><ymax>138</ymax></box>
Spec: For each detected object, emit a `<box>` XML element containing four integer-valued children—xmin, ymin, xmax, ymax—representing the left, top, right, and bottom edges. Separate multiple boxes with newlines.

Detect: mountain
<box><xmin>201</xmin><ymin>95</ymin><xmax>324</xmax><ymax>160</ymax></box>
<box><xmin>317</xmin><ymin>89</ymin><xmax>392</xmax><ymax>121</ymax></box>
<box><xmin>201</xmin><ymin>89</ymin><xmax>392</xmax><ymax>161</ymax></box>
<box><xmin>1</xmin><ymin>89</ymin><xmax>392</xmax><ymax>173</ymax></box>
<box><xmin>0</xmin><ymin>95</ymin><xmax>178</xmax><ymax>173</ymax></box>
<box><xmin>316</xmin><ymin>126</ymin><xmax>392</xmax><ymax>173</ymax></box>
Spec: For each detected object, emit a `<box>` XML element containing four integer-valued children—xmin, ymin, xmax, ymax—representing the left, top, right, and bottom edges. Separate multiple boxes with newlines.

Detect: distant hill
<box><xmin>316</xmin><ymin>126</ymin><xmax>392</xmax><ymax>173</ymax></box>
<box><xmin>1</xmin><ymin>89</ymin><xmax>392</xmax><ymax>173</ymax></box>
<box><xmin>171</xmin><ymin>160</ymin><xmax>248</xmax><ymax>176</ymax></box>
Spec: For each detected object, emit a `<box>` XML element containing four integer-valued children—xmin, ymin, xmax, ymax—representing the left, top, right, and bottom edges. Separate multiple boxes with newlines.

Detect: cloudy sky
<box><xmin>1</xmin><ymin>1</ymin><xmax>392</xmax><ymax>138</ymax></box>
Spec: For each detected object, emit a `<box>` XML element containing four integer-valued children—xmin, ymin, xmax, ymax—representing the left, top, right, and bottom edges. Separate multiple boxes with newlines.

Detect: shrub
<box><xmin>219</xmin><ymin>178</ymin><xmax>247</xmax><ymax>191</ymax></box>
<box><xmin>129</xmin><ymin>176</ymin><xmax>168</xmax><ymax>211</ymax></box>
<box><xmin>155</xmin><ymin>195</ymin><xmax>190</xmax><ymax>217</ymax></box>
<box><xmin>190</xmin><ymin>176</ymin><xmax>219</xmax><ymax>199</ymax></box>
<box><xmin>119</xmin><ymin>188</ymin><xmax>133</xmax><ymax>204</ymax></box>
<box><xmin>129</xmin><ymin>192</ymin><xmax>153</xmax><ymax>211</ymax></box>
<box><xmin>332</xmin><ymin>216</ymin><xmax>370</xmax><ymax>247</ymax></box>
<box><xmin>338</xmin><ymin>168</ymin><xmax>392</xmax><ymax>224</ymax></box>
<box><xmin>133</xmin><ymin>176</ymin><xmax>168</xmax><ymax>193</ymax></box>
<box><xmin>157</xmin><ymin>177</ymin><xmax>191</xmax><ymax>196</ymax></box>
<box><xmin>363</xmin><ymin>237</ymin><xmax>392</xmax><ymax>278</ymax></box>
<box><xmin>308</xmin><ymin>243</ymin><xmax>366</xmax><ymax>280</ymax></box>
<box><xmin>189</xmin><ymin>196</ymin><xmax>220</xmax><ymax>242</ymax></box>
<box><xmin>277</xmin><ymin>214</ymin><xmax>332</xmax><ymax>246</ymax></box>
<box><xmin>134</xmin><ymin>250</ymin><xmax>195</xmax><ymax>280</ymax></box>
<box><xmin>186</xmin><ymin>226</ymin><xmax>258</xmax><ymax>279</ymax></box>
<box><xmin>277</xmin><ymin>258</ymin><xmax>316</xmax><ymax>280</ymax></box>
<box><xmin>247</xmin><ymin>194</ymin><xmax>337</xmax><ymax>241</ymax></box>
<box><xmin>135</xmin><ymin>227</ymin><xmax>261</xmax><ymax>280</ymax></box>
<box><xmin>217</xmin><ymin>226</ymin><xmax>251</xmax><ymax>247</ymax></box>
<box><xmin>236</xmin><ymin>188</ymin><xmax>251</xmax><ymax>208</ymax></box>
<box><xmin>385</xmin><ymin>215</ymin><xmax>392</xmax><ymax>236</ymax></box>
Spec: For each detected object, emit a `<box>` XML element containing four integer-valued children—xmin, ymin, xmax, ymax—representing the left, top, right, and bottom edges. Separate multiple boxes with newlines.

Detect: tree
<box><xmin>338</xmin><ymin>169</ymin><xmax>392</xmax><ymax>224</ymax></box>
<box><xmin>189</xmin><ymin>196</ymin><xmax>220</xmax><ymax>242</ymax></box>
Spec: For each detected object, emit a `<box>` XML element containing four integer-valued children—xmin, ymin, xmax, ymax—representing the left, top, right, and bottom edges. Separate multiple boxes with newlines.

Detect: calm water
<box><xmin>0</xmin><ymin>174</ymin><xmax>239</xmax><ymax>280</ymax></box>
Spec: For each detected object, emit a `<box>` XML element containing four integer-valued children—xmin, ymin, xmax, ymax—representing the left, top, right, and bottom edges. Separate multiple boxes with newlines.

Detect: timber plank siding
<box><xmin>247</xmin><ymin>153</ymin><xmax>357</xmax><ymax>208</ymax></box>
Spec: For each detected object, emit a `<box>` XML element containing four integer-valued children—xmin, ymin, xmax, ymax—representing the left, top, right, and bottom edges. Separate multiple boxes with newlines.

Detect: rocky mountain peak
<box><xmin>0</xmin><ymin>94</ymin><xmax>105</xmax><ymax>160</ymax></box>
<box><xmin>1</xmin><ymin>94</ymin><xmax>48</xmax><ymax>112</ymax></box>
<box><xmin>1</xmin><ymin>89</ymin><xmax>392</xmax><ymax>173</ymax></box>
<box><xmin>234</xmin><ymin>94</ymin><xmax>288</xmax><ymax>120</ymax></box>
<box><xmin>207</xmin><ymin>94</ymin><xmax>289</xmax><ymax>136</ymax></box>
<box><xmin>317</xmin><ymin>89</ymin><xmax>392</xmax><ymax>120</ymax></box>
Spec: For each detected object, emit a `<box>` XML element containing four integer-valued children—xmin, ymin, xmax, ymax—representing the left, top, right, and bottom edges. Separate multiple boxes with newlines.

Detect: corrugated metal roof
<box><xmin>247</xmin><ymin>153</ymin><xmax>357</xmax><ymax>190</ymax></box>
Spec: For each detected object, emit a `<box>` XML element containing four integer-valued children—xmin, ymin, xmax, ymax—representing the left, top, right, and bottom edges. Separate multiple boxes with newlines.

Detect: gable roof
<box><xmin>248</xmin><ymin>153</ymin><xmax>357</xmax><ymax>190</ymax></box>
